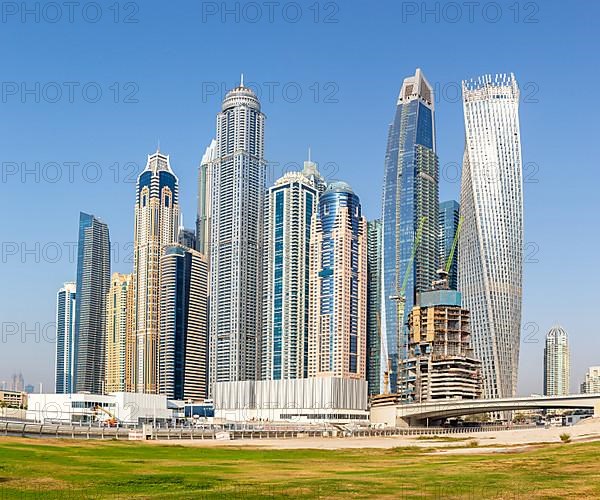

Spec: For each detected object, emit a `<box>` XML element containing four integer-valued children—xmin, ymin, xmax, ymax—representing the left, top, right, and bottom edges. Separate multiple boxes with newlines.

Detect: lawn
<box><xmin>0</xmin><ymin>437</ymin><xmax>599</xmax><ymax>499</ymax></box>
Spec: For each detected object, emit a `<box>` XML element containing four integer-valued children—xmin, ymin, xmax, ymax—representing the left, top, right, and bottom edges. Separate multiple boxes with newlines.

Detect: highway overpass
<box><xmin>370</xmin><ymin>393</ymin><xmax>600</xmax><ymax>427</ymax></box>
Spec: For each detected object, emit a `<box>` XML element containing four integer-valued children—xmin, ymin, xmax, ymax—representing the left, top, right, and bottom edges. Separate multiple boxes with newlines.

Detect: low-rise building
<box><xmin>581</xmin><ymin>366</ymin><xmax>600</xmax><ymax>394</ymax></box>
<box><xmin>26</xmin><ymin>392</ymin><xmax>170</xmax><ymax>425</ymax></box>
<box><xmin>212</xmin><ymin>377</ymin><xmax>368</xmax><ymax>424</ymax></box>
<box><xmin>0</xmin><ymin>390</ymin><xmax>27</xmax><ymax>408</ymax></box>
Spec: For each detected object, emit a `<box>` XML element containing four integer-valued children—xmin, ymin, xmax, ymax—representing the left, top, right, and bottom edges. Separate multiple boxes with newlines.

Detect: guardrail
<box><xmin>0</xmin><ymin>420</ymin><xmax>535</xmax><ymax>441</ymax></box>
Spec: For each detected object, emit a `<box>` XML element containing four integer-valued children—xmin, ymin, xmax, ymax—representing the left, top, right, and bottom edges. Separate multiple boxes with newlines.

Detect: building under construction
<box><xmin>399</xmin><ymin>272</ymin><xmax>482</xmax><ymax>402</ymax></box>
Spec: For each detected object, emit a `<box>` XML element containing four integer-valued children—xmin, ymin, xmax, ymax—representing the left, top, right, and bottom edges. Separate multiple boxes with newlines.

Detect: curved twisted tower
<box><xmin>459</xmin><ymin>73</ymin><xmax>523</xmax><ymax>399</ymax></box>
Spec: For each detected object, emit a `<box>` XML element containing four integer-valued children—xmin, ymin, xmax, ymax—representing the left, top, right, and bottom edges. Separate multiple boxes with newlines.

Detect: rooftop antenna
<box><xmin>240</xmin><ymin>73</ymin><xmax>244</xmax><ymax>87</ymax></box>
<box><xmin>157</xmin><ymin>137</ymin><xmax>160</xmax><ymax>153</ymax></box>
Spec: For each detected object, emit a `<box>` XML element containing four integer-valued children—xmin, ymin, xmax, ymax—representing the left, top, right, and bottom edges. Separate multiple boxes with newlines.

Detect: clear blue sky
<box><xmin>1</xmin><ymin>0</ymin><xmax>598</xmax><ymax>395</ymax></box>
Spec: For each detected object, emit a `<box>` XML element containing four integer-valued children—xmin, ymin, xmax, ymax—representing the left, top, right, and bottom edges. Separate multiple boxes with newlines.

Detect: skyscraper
<box><xmin>262</xmin><ymin>161</ymin><xmax>323</xmax><ymax>381</ymax></box>
<box><xmin>55</xmin><ymin>282</ymin><xmax>76</xmax><ymax>394</ymax></box>
<box><xmin>178</xmin><ymin>227</ymin><xmax>197</xmax><ymax>250</ymax></box>
<box><xmin>159</xmin><ymin>245</ymin><xmax>209</xmax><ymax>400</ymax></box>
<box><xmin>366</xmin><ymin>219</ymin><xmax>383</xmax><ymax>395</ymax></box>
<box><xmin>133</xmin><ymin>151</ymin><xmax>180</xmax><ymax>393</ymax></box>
<box><xmin>105</xmin><ymin>273</ymin><xmax>133</xmax><ymax>393</ymax></box>
<box><xmin>196</xmin><ymin>139</ymin><xmax>216</xmax><ymax>255</ymax></box>
<box><xmin>381</xmin><ymin>68</ymin><xmax>439</xmax><ymax>392</ymax></box>
<box><xmin>544</xmin><ymin>326</ymin><xmax>570</xmax><ymax>396</ymax></box>
<box><xmin>10</xmin><ymin>373</ymin><xmax>24</xmax><ymax>393</ymax></box>
<box><xmin>459</xmin><ymin>73</ymin><xmax>523</xmax><ymax>399</ymax></box>
<box><xmin>307</xmin><ymin>181</ymin><xmax>367</xmax><ymax>380</ymax></box>
<box><xmin>209</xmin><ymin>79</ymin><xmax>266</xmax><ymax>386</ymax></box>
<box><xmin>439</xmin><ymin>200</ymin><xmax>460</xmax><ymax>290</ymax></box>
<box><xmin>73</xmin><ymin>212</ymin><xmax>110</xmax><ymax>394</ymax></box>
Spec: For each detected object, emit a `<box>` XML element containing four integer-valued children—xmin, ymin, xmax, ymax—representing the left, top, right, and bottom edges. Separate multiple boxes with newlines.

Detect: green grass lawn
<box><xmin>1</xmin><ymin>437</ymin><xmax>599</xmax><ymax>499</ymax></box>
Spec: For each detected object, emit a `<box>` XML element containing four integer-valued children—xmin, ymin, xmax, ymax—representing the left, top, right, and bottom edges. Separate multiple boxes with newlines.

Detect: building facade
<box><xmin>177</xmin><ymin>227</ymin><xmax>197</xmax><ymax>250</ymax></box>
<box><xmin>307</xmin><ymin>182</ymin><xmax>367</xmax><ymax>380</ymax></box>
<box><xmin>105</xmin><ymin>273</ymin><xmax>133</xmax><ymax>393</ymax></box>
<box><xmin>209</xmin><ymin>81</ymin><xmax>266</xmax><ymax>386</ymax></box>
<box><xmin>459</xmin><ymin>73</ymin><xmax>523</xmax><ymax>399</ymax></box>
<box><xmin>438</xmin><ymin>200</ymin><xmax>460</xmax><ymax>290</ymax></box>
<box><xmin>262</xmin><ymin>164</ymin><xmax>322</xmax><ymax>381</ymax></box>
<box><xmin>73</xmin><ymin>212</ymin><xmax>110</xmax><ymax>394</ymax></box>
<box><xmin>196</xmin><ymin>139</ymin><xmax>217</xmax><ymax>255</ymax></box>
<box><xmin>159</xmin><ymin>245</ymin><xmax>209</xmax><ymax>400</ymax></box>
<box><xmin>366</xmin><ymin>219</ymin><xmax>383</xmax><ymax>395</ymax></box>
<box><xmin>580</xmin><ymin>367</ymin><xmax>600</xmax><ymax>394</ymax></box>
<box><xmin>381</xmin><ymin>68</ymin><xmax>439</xmax><ymax>392</ymax></box>
<box><xmin>543</xmin><ymin>326</ymin><xmax>570</xmax><ymax>396</ymax></box>
<box><xmin>400</xmin><ymin>279</ymin><xmax>482</xmax><ymax>402</ymax></box>
<box><xmin>55</xmin><ymin>282</ymin><xmax>76</xmax><ymax>394</ymax></box>
<box><xmin>133</xmin><ymin>151</ymin><xmax>180</xmax><ymax>393</ymax></box>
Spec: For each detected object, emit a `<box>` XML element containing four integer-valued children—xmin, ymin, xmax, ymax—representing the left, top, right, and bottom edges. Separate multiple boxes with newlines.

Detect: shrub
<box><xmin>559</xmin><ymin>433</ymin><xmax>571</xmax><ymax>443</ymax></box>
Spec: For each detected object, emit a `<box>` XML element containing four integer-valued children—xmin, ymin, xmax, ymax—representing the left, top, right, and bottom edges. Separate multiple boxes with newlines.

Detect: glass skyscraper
<box><xmin>307</xmin><ymin>181</ymin><xmax>367</xmax><ymax>380</ymax></box>
<box><xmin>439</xmin><ymin>200</ymin><xmax>460</xmax><ymax>291</ymax></box>
<box><xmin>209</xmin><ymin>80</ymin><xmax>266</xmax><ymax>385</ymax></box>
<box><xmin>73</xmin><ymin>212</ymin><xmax>110</xmax><ymax>394</ymax></box>
<box><xmin>159</xmin><ymin>245</ymin><xmax>209</xmax><ymax>400</ymax></box>
<box><xmin>55</xmin><ymin>282</ymin><xmax>76</xmax><ymax>394</ymax></box>
<box><xmin>381</xmin><ymin>69</ymin><xmax>439</xmax><ymax>393</ymax></box>
<box><xmin>262</xmin><ymin>161</ymin><xmax>323</xmax><ymax>381</ymax></box>
<box><xmin>366</xmin><ymin>219</ymin><xmax>382</xmax><ymax>395</ymax></box>
<box><xmin>196</xmin><ymin>139</ymin><xmax>216</xmax><ymax>256</ymax></box>
<box><xmin>459</xmin><ymin>73</ymin><xmax>523</xmax><ymax>399</ymax></box>
<box><xmin>133</xmin><ymin>151</ymin><xmax>180</xmax><ymax>393</ymax></box>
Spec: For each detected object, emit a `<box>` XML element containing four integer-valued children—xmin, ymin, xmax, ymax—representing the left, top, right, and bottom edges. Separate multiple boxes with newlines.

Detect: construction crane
<box><xmin>381</xmin><ymin>216</ymin><xmax>426</xmax><ymax>397</ymax></box>
<box><xmin>445</xmin><ymin>216</ymin><xmax>464</xmax><ymax>275</ymax></box>
<box><xmin>94</xmin><ymin>405</ymin><xmax>119</xmax><ymax>427</ymax></box>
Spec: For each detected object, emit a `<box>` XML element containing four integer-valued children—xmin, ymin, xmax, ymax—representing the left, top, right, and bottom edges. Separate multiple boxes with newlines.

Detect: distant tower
<box><xmin>544</xmin><ymin>326</ymin><xmax>570</xmax><ymax>396</ymax></box>
<box><xmin>73</xmin><ymin>212</ymin><xmax>110</xmax><ymax>394</ymax></box>
<box><xmin>178</xmin><ymin>227</ymin><xmax>197</xmax><ymax>250</ymax></box>
<box><xmin>366</xmin><ymin>219</ymin><xmax>383</xmax><ymax>395</ymax></box>
<box><xmin>159</xmin><ymin>245</ymin><xmax>209</xmax><ymax>400</ymax></box>
<box><xmin>55</xmin><ymin>282</ymin><xmax>76</xmax><ymax>394</ymax></box>
<box><xmin>438</xmin><ymin>200</ymin><xmax>460</xmax><ymax>290</ymax></box>
<box><xmin>381</xmin><ymin>68</ymin><xmax>439</xmax><ymax>392</ymax></box>
<box><xmin>196</xmin><ymin>139</ymin><xmax>217</xmax><ymax>255</ymax></box>
<box><xmin>133</xmin><ymin>151</ymin><xmax>180</xmax><ymax>393</ymax></box>
<box><xmin>105</xmin><ymin>273</ymin><xmax>133</xmax><ymax>393</ymax></box>
<box><xmin>209</xmin><ymin>78</ymin><xmax>267</xmax><ymax>386</ymax></box>
<box><xmin>262</xmin><ymin>160</ymin><xmax>323</xmax><ymax>381</ymax></box>
<box><xmin>308</xmin><ymin>181</ymin><xmax>367</xmax><ymax>380</ymax></box>
<box><xmin>459</xmin><ymin>73</ymin><xmax>523</xmax><ymax>399</ymax></box>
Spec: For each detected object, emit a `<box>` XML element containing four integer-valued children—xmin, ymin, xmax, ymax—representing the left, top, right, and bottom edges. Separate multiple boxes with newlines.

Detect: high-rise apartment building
<box><xmin>543</xmin><ymin>326</ymin><xmax>570</xmax><ymax>396</ymax></box>
<box><xmin>209</xmin><ymin>80</ymin><xmax>266</xmax><ymax>386</ymax></box>
<box><xmin>55</xmin><ymin>282</ymin><xmax>76</xmax><ymax>393</ymax></box>
<box><xmin>381</xmin><ymin>68</ymin><xmax>439</xmax><ymax>392</ymax></box>
<box><xmin>366</xmin><ymin>219</ymin><xmax>383</xmax><ymax>395</ymax></box>
<box><xmin>159</xmin><ymin>245</ymin><xmax>209</xmax><ymax>400</ymax></box>
<box><xmin>10</xmin><ymin>373</ymin><xmax>24</xmax><ymax>393</ymax></box>
<box><xmin>459</xmin><ymin>73</ymin><xmax>523</xmax><ymax>399</ymax></box>
<box><xmin>307</xmin><ymin>182</ymin><xmax>367</xmax><ymax>380</ymax></box>
<box><xmin>105</xmin><ymin>273</ymin><xmax>133</xmax><ymax>393</ymax></box>
<box><xmin>439</xmin><ymin>200</ymin><xmax>460</xmax><ymax>290</ymax></box>
<box><xmin>73</xmin><ymin>212</ymin><xmax>110</xmax><ymax>394</ymax></box>
<box><xmin>133</xmin><ymin>151</ymin><xmax>180</xmax><ymax>393</ymax></box>
<box><xmin>196</xmin><ymin>139</ymin><xmax>217</xmax><ymax>255</ymax></box>
<box><xmin>400</xmin><ymin>275</ymin><xmax>482</xmax><ymax>402</ymax></box>
<box><xmin>581</xmin><ymin>367</ymin><xmax>600</xmax><ymax>394</ymax></box>
<box><xmin>262</xmin><ymin>162</ymin><xmax>323</xmax><ymax>381</ymax></box>
<box><xmin>178</xmin><ymin>227</ymin><xmax>197</xmax><ymax>250</ymax></box>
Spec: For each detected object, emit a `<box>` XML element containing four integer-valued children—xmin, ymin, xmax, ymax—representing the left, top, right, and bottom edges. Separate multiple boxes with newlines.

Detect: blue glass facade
<box><xmin>272</xmin><ymin>190</ymin><xmax>284</xmax><ymax>379</ymax></box>
<box><xmin>318</xmin><ymin>184</ymin><xmax>362</xmax><ymax>374</ymax></box>
<box><xmin>439</xmin><ymin>200</ymin><xmax>460</xmax><ymax>290</ymax></box>
<box><xmin>73</xmin><ymin>212</ymin><xmax>111</xmax><ymax>394</ymax></box>
<box><xmin>381</xmin><ymin>70</ymin><xmax>439</xmax><ymax>393</ymax></box>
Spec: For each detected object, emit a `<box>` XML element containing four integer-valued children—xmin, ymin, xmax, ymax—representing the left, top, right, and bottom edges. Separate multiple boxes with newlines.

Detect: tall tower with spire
<box><xmin>381</xmin><ymin>68</ymin><xmax>439</xmax><ymax>395</ymax></box>
<box><xmin>132</xmin><ymin>150</ymin><xmax>180</xmax><ymax>393</ymax></box>
<box><xmin>262</xmin><ymin>157</ymin><xmax>325</xmax><ymax>380</ymax></box>
<box><xmin>209</xmin><ymin>78</ymin><xmax>267</xmax><ymax>386</ymax></box>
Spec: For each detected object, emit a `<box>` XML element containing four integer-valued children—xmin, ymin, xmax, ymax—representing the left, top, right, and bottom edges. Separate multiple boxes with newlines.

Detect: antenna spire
<box><xmin>157</xmin><ymin>138</ymin><xmax>160</xmax><ymax>153</ymax></box>
<box><xmin>240</xmin><ymin>73</ymin><xmax>244</xmax><ymax>87</ymax></box>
